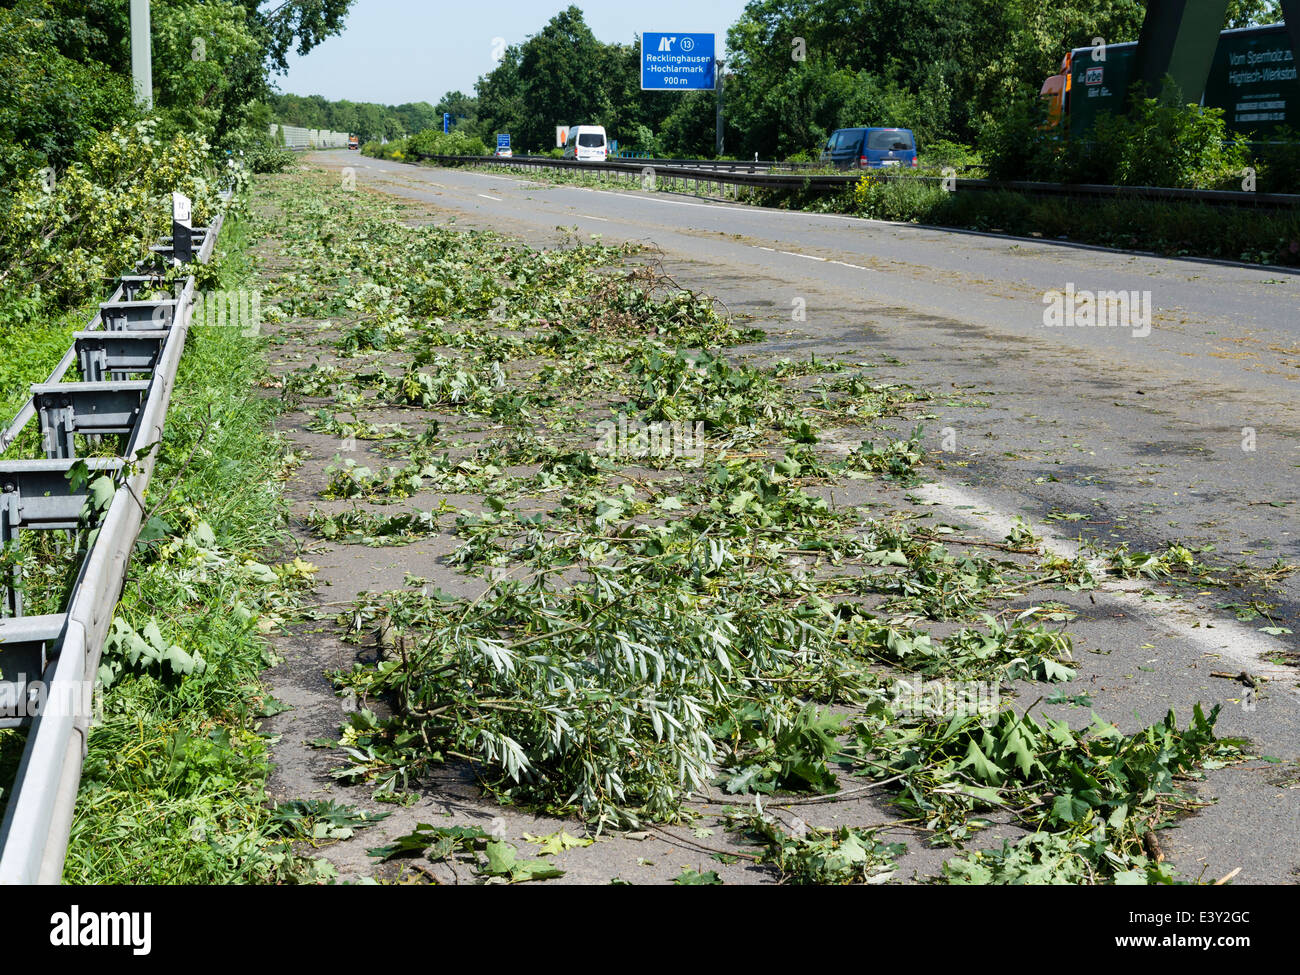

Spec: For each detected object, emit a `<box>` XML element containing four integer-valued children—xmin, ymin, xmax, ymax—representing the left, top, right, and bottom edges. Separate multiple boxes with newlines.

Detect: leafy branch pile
<box><xmin>254</xmin><ymin>167</ymin><xmax>1239</xmax><ymax>883</ymax></box>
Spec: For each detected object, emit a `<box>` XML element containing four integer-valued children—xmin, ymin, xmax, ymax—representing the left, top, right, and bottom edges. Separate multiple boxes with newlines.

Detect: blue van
<box><xmin>820</xmin><ymin>127</ymin><xmax>918</xmax><ymax>169</ymax></box>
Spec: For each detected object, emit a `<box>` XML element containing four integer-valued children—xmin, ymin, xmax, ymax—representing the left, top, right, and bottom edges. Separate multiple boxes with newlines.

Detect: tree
<box><xmin>151</xmin><ymin>0</ymin><xmax>266</xmax><ymax>146</ymax></box>
<box><xmin>0</xmin><ymin>1</ymin><xmax>137</xmax><ymax>182</ymax></box>
<box><xmin>474</xmin><ymin>43</ymin><xmax>526</xmax><ymax>146</ymax></box>
<box><xmin>1225</xmin><ymin>0</ymin><xmax>1283</xmax><ymax>28</ymax></box>
<box><xmin>513</xmin><ymin>7</ymin><xmax>610</xmax><ymax>150</ymax></box>
<box><xmin>470</xmin><ymin>17</ymin><xmax>700</xmax><ymax>155</ymax></box>
<box><xmin>721</xmin><ymin>0</ymin><xmax>1146</xmax><ymax>156</ymax></box>
<box><xmin>233</xmin><ymin>0</ymin><xmax>356</xmax><ymax>73</ymax></box>
<box><xmin>432</xmin><ymin>92</ymin><xmax>478</xmax><ymax>134</ymax></box>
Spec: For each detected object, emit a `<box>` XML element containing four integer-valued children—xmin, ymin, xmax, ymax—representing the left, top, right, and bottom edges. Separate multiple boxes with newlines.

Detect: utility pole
<box><xmin>130</xmin><ymin>0</ymin><xmax>153</xmax><ymax>109</ymax></box>
<box><xmin>715</xmin><ymin>58</ymin><xmax>725</xmax><ymax>157</ymax></box>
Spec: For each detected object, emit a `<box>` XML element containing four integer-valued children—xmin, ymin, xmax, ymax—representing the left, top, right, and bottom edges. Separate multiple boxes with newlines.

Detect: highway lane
<box><xmin>299</xmin><ymin>151</ymin><xmax>1300</xmax><ymax>881</ymax></box>
<box><xmin>325</xmin><ymin>153</ymin><xmax>1299</xmax><ymax>602</ymax></box>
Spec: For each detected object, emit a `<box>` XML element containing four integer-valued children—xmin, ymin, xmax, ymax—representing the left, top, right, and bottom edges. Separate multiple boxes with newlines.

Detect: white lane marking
<box><xmin>829</xmin><ymin>259</ymin><xmax>871</xmax><ymax>270</ymax></box>
<box><xmin>577</xmin><ymin>213</ymin><xmax>609</xmax><ymax>221</ymax></box>
<box><xmin>779</xmin><ymin>250</ymin><xmax>827</xmax><ymax>261</ymax></box>
<box><xmin>453</xmin><ymin>167</ymin><xmax>875</xmax><ymax>223</ymax></box>
<box><xmin>477</xmin><ymin>193</ymin><xmax>503</xmax><ymax>201</ymax></box>
<box><xmin>912</xmin><ymin>480</ymin><xmax>1299</xmax><ymax>688</ymax></box>
<box><xmin>756</xmin><ymin>246</ymin><xmax>775</xmax><ymax>251</ymax></box>
<box><xmin>588</xmin><ymin>189</ymin><xmax>733</xmax><ymax>211</ymax></box>
<box><xmin>585</xmin><ymin>186</ymin><xmax>877</xmax><ymax>222</ymax></box>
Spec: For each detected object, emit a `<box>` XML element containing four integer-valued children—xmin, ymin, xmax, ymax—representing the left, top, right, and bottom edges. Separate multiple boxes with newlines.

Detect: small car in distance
<box><xmin>820</xmin><ymin>127</ymin><xmax>917</xmax><ymax>169</ymax></box>
<box><xmin>495</xmin><ymin>146</ymin><xmax>513</xmax><ymax>157</ymax></box>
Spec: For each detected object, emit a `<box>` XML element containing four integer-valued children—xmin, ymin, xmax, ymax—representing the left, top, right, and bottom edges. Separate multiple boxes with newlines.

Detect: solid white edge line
<box><xmin>911</xmin><ymin>480</ymin><xmax>1299</xmax><ymax>690</ymax></box>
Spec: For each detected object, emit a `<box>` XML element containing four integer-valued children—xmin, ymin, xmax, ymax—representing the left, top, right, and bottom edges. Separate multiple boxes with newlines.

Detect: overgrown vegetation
<box><xmin>834</xmin><ymin>173</ymin><xmax>1300</xmax><ymax>266</ymax></box>
<box><xmin>0</xmin><ymin>0</ymin><xmax>356</xmax><ymax>327</ymax></box>
<box><xmin>0</xmin><ymin>121</ymin><xmax>220</xmax><ymax>328</ymax></box>
<box><xmin>251</xmin><ymin>166</ymin><xmax>1247</xmax><ymax>884</ymax></box>
<box><xmin>980</xmin><ymin>80</ymin><xmax>1296</xmax><ymax>193</ymax></box>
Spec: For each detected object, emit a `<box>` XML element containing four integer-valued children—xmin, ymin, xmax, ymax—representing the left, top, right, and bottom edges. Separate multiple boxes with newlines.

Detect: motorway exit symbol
<box><xmin>642</xmin><ymin>32</ymin><xmax>716</xmax><ymax>90</ymax></box>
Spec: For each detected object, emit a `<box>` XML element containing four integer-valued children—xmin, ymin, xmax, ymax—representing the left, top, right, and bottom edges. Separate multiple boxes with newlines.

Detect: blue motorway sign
<box><xmin>641</xmin><ymin>32</ymin><xmax>716</xmax><ymax>90</ymax></box>
<box><xmin>496</xmin><ymin>133</ymin><xmax>511</xmax><ymax>149</ymax></box>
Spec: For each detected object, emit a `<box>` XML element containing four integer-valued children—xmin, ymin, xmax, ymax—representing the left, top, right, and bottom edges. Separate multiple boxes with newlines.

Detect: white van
<box><xmin>563</xmin><ymin>125</ymin><xmax>608</xmax><ymax>162</ymax></box>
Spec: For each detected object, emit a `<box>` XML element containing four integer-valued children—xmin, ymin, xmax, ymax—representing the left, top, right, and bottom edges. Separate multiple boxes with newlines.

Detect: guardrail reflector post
<box><xmin>172</xmin><ymin>193</ymin><xmax>193</xmax><ymax>263</ymax></box>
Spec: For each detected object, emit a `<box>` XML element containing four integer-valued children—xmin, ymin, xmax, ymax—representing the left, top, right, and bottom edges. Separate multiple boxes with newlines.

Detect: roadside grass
<box><xmin>54</xmin><ymin>209</ymin><xmax>328</xmax><ymax>883</ymax></box>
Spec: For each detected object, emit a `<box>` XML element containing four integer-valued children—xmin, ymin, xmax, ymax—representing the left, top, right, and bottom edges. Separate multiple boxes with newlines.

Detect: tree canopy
<box><xmin>449</xmin><ymin>1</ymin><xmax>1286</xmax><ymax>159</ymax></box>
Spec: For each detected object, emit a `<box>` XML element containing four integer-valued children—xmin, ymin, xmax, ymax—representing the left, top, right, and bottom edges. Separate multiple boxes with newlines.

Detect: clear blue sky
<box><xmin>275</xmin><ymin>0</ymin><xmax>752</xmax><ymax>106</ymax></box>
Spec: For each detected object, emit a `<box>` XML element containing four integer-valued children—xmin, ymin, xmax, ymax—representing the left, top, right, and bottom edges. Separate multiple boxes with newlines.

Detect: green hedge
<box><xmin>362</xmin><ymin>128</ymin><xmax>489</xmax><ymax>161</ymax></box>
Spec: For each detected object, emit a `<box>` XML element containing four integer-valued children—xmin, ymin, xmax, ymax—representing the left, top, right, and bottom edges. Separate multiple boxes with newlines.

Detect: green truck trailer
<box><xmin>1041</xmin><ymin>23</ymin><xmax>1298</xmax><ymax>139</ymax></box>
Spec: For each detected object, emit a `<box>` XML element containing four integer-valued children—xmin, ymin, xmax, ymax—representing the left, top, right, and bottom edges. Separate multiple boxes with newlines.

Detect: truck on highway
<box><xmin>1040</xmin><ymin>23</ymin><xmax>1298</xmax><ymax>139</ymax></box>
<box><xmin>347</xmin><ymin>134</ymin><xmax>360</xmax><ymax>150</ymax></box>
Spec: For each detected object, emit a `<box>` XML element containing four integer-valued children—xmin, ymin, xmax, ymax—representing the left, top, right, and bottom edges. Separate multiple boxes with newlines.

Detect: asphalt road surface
<box><xmin>287</xmin><ymin>150</ymin><xmax>1299</xmax><ymax>883</ymax></box>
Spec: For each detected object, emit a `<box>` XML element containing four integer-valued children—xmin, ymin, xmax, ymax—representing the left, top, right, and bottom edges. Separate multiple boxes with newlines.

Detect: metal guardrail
<box><xmin>411</xmin><ymin>153</ymin><xmax>1300</xmax><ymax>210</ymax></box>
<box><xmin>610</xmin><ymin>154</ymin><xmax>821</xmax><ymax>172</ymax></box>
<box><xmin>0</xmin><ymin>198</ymin><xmax>225</xmax><ymax>885</ymax></box>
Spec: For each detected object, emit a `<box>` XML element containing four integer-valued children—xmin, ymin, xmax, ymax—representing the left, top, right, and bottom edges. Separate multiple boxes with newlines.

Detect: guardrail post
<box><xmin>32</xmin><ymin>382</ymin><xmax>151</xmax><ymax>460</ymax></box>
<box><xmin>117</xmin><ymin>274</ymin><xmax>169</xmax><ymax>302</ymax></box>
<box><xmin>74</xmin><ymin>331</ymin><xmax>168</xmax><ymax>383</ymax></box>
<box><xmin>0</xmin><ymin>616</ymin><xmax>66</xmax><ymax>726</ymax></box>
<box><xmin>100</xmin><ymin>299</ymin><xmax>176</xmax><ymax>332</ymax></box>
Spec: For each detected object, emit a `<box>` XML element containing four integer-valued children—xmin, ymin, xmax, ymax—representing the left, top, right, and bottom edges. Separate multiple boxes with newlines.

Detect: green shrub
<box><xmin>983</xmin><ymin>80</ymin><xmax>1252</xmax><ymax>191</ymax></box>
<box><xmin>920</xmin><ymin>140</ymin><xmax>982</xmax><ymax>174</ymax></box>
<box><xmin>0</xmin><ymin>119</ymin><xmax>218</xmax><ymax>328</ymax></box>
<box><xmin>1080</xmin><ymin>82</ymin><xmax>1248</xmax><ymax>189</ymax></box>
<box><xmin>222</xmin><ymin>122</ymin><xmax>296</xmax><ymax>174</ymax></box>
<box><xmin>406</xmin><ymin>129</ymin><xmax>489</xmax><ymax>158</ymax></box>
<box><xmin>1253</xmin><ymin>127</ymin><xmax>1300</xmax><ymax>194</ymax></box>
<box><xmin>0</xmin><ymin>4</ymin><xmax>140</xmax><ymax>186</ymax></box>
<box><xmin>631</xmin><ymin>123</ymin><xmax>663</xmax><ymax>158</ymax></box>
<box><xmin>978</xmin><ymin>90</ymin><xmax>1064</xmax><ymax>181</ymax></box>
<box><xmin>851</xmin><ymin>173</ymin><xmax>949</xmax><ymax>222</ymax></box>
